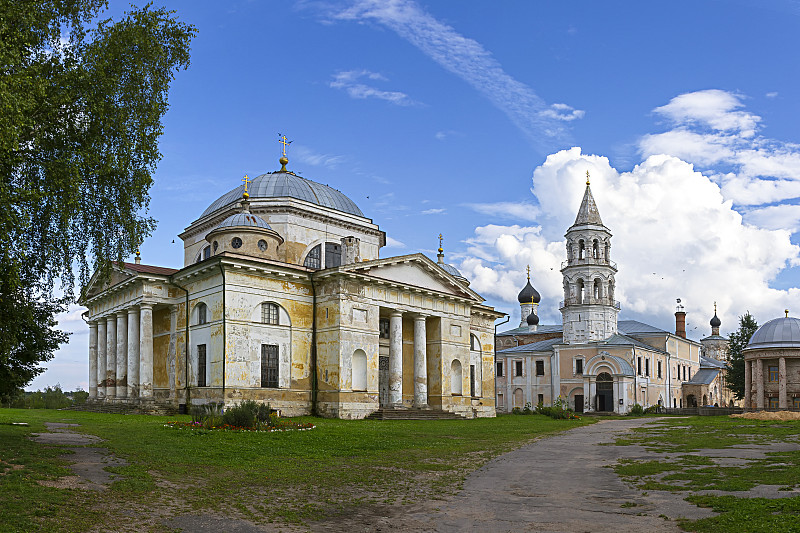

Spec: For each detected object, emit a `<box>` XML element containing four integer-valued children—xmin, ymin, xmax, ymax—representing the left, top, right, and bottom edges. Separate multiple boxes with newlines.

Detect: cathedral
<box><xmin>495</xmin><ymin>174</ymin><xmax>736</xmax><ymax>414</ymax></box>
<box><xmin>80</xmin><ymin>151</ymin><xmax>503</xmax><ymax>419</ymax></box>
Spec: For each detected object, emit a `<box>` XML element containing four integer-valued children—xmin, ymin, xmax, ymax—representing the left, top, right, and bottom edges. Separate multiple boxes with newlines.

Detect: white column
<box><xmin>97</xmin><ymin>319</ymin><xmax>106</xmax><ymax>399</ymax></box>
<box><xmin>389</xmin><ymin>311</ymin><xmax>403</xmax><ymax>406</ymax></box>
<box><xmin>128</xmin><ymin>307</ymin><xmax>140</xmax><ymax>398</ymax></box>
<box><xmin>168</xmin><ymin>305</ymin><xmax>178</xmax><ymax>398</ymax></box>
<box><xmin>413</xmin><ymin>315</ymin><xmax>428</xmax><ymax>408</ymax></box>
<box><xmin>116</xmin><ymin>312</ymin><xmax>128</xmax><ymax>398</ymax></box>
<box><xmin>755</xmin><ymin>358</ymin><xmax>764</xmax><ymax>410</ymax></box>
<box><xmin>744</xmin><ymin>356</ymin><xmax>752</xmax><ymax>410</ymax></box>
<box><xmin>779</xmin><ymin>357</ymin><xmax>788</xmax><ymax>409</ymax></box>
<box><xmin>140</xmin><ymin>303</ymin><xmax>154</xmax><ymax>398</ymax></box>
<box><xmin>88</xmin><ymin>321</ymin><xmax>98</xmax><ymax>398</ymax></box>
<box><xmin>106</xmin><ymin>315</ymin><xmax>117</xmax><ymax>399</ymax></box>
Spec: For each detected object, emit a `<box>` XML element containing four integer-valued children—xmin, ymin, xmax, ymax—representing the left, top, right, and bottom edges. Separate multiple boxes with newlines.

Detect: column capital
<box><xmin>139</xmin><ymin>302</ymin><xmax>154</xmax><ymax>310</ymax></box>
<box><xmin>127</xmin><ymin>306</ymin><xmax>139</xmax><ymax>316</ymax></box>
<box><xmin>413</xmin><ymin>314</ymin><xmax>427</xmax><ymax>321</ymax></box>
<box><xmin>389</xmin><ymin>310</ymin><xmax>403</xmax><ymax>318</ymax></box>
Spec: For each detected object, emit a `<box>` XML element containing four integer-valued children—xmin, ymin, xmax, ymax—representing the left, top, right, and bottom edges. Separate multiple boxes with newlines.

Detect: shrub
<box><xmin>629</xmin><ymin>403</ymin><xmax>645</xmax><ymax>416</ymax></box>
<box><xmin>222</xmin><ymin>402</ymin><xmax>255</xmax><ymax>428</ymax></box>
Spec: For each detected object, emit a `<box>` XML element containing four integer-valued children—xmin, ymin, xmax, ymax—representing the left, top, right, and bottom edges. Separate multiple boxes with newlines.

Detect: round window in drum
<box><xmin>258</xmin><ymin>239</ymin><xmax>268</xmax><ymax>251</ymax></box>
<box><xmin>231</xmin><ymin>237</ymin><xmax>243</xmax><ymax>249</ymax></box>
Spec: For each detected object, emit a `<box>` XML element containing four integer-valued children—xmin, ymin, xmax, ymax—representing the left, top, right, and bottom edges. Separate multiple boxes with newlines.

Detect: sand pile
<box><xmin>730</xmin><ymin>411</ymin><xmax>800</xmax><ymax>420</ymax></box>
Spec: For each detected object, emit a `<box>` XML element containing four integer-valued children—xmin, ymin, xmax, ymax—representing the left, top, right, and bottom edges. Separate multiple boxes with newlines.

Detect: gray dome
<box><xmin>746</xmin><ymin>317</ymin><xmax>800</xmax><ymax>350</ymax></box>
<box><xmin>214</xmin><ymin>213</ymin><xmax>272</xmax><ymax>231</ymax></box>
<box><xmin>517</xmin><ymin>280</ymin><xmax>541</xmax><ymax>304</ymax></box>
<box><xmin>202</xmin><ymin>172</ymin><xmax>363</xmax><ymax>218</ymax></box>
<box><xmin>526</xmin><ymin>310</ymin><xmax>540</xmax><ymax>326</ymax></box>
<box><xmin>710</xmin><ymin>313</ymin><xmax>721</xmax><ymax>328</ymax></box>
<box><xmin>440</xmin><ymin>262</ymin><xmax>468</xmax><ymax>282</ymax></box>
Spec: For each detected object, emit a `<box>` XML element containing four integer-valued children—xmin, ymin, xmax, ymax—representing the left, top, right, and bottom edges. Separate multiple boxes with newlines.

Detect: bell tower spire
<box><xmin>560</xmin><ymin>172</ymin><xmax>619</xmax><ymax>343</ymax></box>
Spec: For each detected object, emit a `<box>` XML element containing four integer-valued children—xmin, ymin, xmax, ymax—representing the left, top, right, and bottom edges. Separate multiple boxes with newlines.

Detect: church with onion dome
<box><xmin>79</xmin><ymin>141</ymin><xmax>503</xmax><ymax>419</ymax></box>
<box><xmin>495</xmin><ymin>173</ymin><xmax>737</xmax><ymax>414</ymax></box>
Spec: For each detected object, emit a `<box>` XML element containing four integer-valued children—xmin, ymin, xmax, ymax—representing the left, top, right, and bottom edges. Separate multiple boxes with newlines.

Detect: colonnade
<box><xmin>87</xmin><ymin>303</ymin><xmax>154</xmax><ymax>400</ymax></box>
<box><xmin>387</xmin><ymin>311</ymin><xmax>429</xmax><ymax>408</ymax></box>
<box><xmin>744</xmin><ymin>356</ymin><xmax>790</xmax><ymax>409</ymax></box>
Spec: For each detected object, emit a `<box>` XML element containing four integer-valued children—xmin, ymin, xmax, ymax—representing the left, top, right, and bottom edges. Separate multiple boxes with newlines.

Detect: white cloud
<box><xmin>293</xmin><ymin>145</ymin><xmax>346</xmax><ymax>169</ymax></box>
<box><xmin>329</xmin><ymin>69</ymin><xmax>417</xmax><ymax>106</ymax></box>
<box><xmin>459</xmin><ymin>147</ymin><xmax>800</xmax><ymax>334</ymax></box>
<box><xmin>421</xmin><ymin>207</ymin><xmax>446</xmax><ymax>215</ymax></box>
<box><xmin>540</xmin><ymin>103</ymin><xmax>585</xmax><ymax>122</ymax></box>
<box><xmin>329</xmin><ymin>0</ymin><xmax>580</xmax><ymax>146</ymax></box>
<box><xmin>385</xmin><ymin>236</ymin><xmax>406</xmax><ymax>248</ymax></box>
<box><xmin>464</xmin><ymin>201</ymin><xmax>541</xmax><ymax>222</ymax></box>
<box><xmin>766</xmin><ymin>91</ymin><xmax>779</xmax><ymax>99</ymax></box>
<box><xmin>745</xmin><ymin>204</ymin><xmax>800</xmax><ymax>231</ymax></box>
<box><xmin>640</xmin><ymin>89</ymin><xmax>800</xmax><ymax>208</ymax></box>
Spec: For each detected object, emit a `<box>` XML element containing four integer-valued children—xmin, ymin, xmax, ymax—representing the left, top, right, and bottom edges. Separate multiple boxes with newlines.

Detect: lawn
<box><xmin>612</xmin><ymin>416</ymin><xmax>800</xmax><ymax>532</ymax></box>
<box><xmin>0</xmin><ymin>409</ymin><xmax>591</xmax><ymax>532</ymax></box>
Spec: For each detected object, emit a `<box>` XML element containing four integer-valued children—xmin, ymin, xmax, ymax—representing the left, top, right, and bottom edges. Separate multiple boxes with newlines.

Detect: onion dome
<box><xmin>526</xmin><ymin>310</ymin><xmax>540</xmax><ymax>326</ymax></box>
<box><xmin>710</xmin><ymin>313</ymin><xmax>721</xmax><ymax>328</ymax></box>
<box><xmin>201</xmin><ymin>158</ymin><xmax>363</xmax><ymax>218</ymax></box>
<box><xmin>517</xmin><ymin>280</ymin><xmax>541</xmax><ymax>304</ymax></box>
<box><xmin>746</xmin><ymin>316</ymin><xmax>800</xmax><ymax>350</ymax></box>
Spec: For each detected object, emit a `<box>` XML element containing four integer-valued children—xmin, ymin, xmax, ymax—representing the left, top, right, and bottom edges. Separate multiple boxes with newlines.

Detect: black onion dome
<box><xmin>517</xmin><ymin>280</ymin><xmax>541</xmax><ymax>304</ymax></box>
<box><xmin>526</xmin><ymin>311</ymin><xmax>540</xmax><ymax>326</ymax></box>
<box><xmin>710</xmin><ymin>313</ymin><xmax>721</xmax><ymax>328</ymax></box>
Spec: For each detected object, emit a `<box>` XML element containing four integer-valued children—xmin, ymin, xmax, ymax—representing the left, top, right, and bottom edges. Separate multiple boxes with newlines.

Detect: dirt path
<box><xmin>319</xmin><ymin>417</ymin><xmax>715</xmax><ymax>532</ymax></box>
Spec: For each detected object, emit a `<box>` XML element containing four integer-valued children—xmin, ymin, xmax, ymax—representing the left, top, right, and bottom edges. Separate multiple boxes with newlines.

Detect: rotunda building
<box><xmin>743</xmin><ymin>312</ymin><xmax>800</xmax><ymax>410</ymax></box>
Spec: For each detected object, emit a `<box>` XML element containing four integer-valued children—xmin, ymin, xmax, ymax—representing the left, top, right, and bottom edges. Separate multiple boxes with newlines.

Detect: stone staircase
<box><xmin>63</xmin><ymin>400</ymin><xmax>179</xmax><ymax>416</ymax></box>
<box><xmin>365</xmin><ymin>407</ymin><xmax>466</xmax><ymax>420</ymax></box>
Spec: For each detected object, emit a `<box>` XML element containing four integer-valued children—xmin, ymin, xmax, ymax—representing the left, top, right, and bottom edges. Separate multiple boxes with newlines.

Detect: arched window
<box><xmin>451</xmin><ymin>359</ymin><xmax>462</xmax><ymax>395</ymax></box>
<box><xmin>593</xmin><ymin>279</ymin><xmax>601</xmax><ymax>300</ymax></box>
<box><xmin>592</xmin><ymin>239</ymin><xmax>599</xmax><ymax>259</ymax></box>
<box><xmin>202</xmin><ymin>245</ymin><xmax>211</xmax><ymax>260</ymax></box>
<box><xmin>608</xmin><ymin>280</ymin><xmax>615</xmax><ymax>301</ymax></box>
<box><xmin>470</xmin><ymin>334</ymin><xmax>481</xmax><ymax>352</ymax></box>
<box><xmin>577</xmin><ymin>279</ymin><xmax>584</xmax><ymax>304</ymax></box>
<box><xmin>303</xmin><ymin>244</ymin><xmax>321</xmax><ymax>269</ymax></box>
<box><xmin>352</xmin><ymin>350</ymin><xmax>367</xmax><ymax>390</ymax></box>
<box><xmin>578</xmin><ymin>240</ymin><xmax>585</xmax><ymax>260</ymax></box>
<box><xmin>197</xmin><ymin>302</ymin><xmax>208</xmax><ymax>325</ymax></box>
<box><xmin>262</xmin><ymin>303</ymin><xmax>279</xmax><ymax>325</ymax></box>
<box><xmin>604</xmin><ymin>241</ymin><xmax>610</xmax><ymax>260</ymax></box>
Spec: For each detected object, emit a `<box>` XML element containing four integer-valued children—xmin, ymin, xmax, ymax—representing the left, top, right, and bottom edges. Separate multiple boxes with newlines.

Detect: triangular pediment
<box><xmin>336</xmin><ymin>254</ymin><xmax>482</xmax><ymax>301</ymax></box>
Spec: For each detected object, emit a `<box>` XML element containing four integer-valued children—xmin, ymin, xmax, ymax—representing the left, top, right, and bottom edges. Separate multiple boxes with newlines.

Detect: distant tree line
<box><xmin>3</xmin><ymin>384</ymin><xmax>88</xmax><ymax>409</ymax></box>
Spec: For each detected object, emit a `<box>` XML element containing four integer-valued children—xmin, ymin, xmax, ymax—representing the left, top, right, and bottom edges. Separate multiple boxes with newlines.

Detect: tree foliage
<box><xmin>0</xmin><ymin>1</ymin><xmax>195</xmax><ymax>392</ymax></box>
<box><xmin>725</xmin><ymin>311</ymin><xmax>759</xmax><ymax>400</ymax></box>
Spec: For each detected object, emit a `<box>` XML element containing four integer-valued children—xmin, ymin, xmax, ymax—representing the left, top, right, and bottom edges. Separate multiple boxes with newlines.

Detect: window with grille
<box><xmin>303</xmin><ymin>244</ymin><xmax>321</xmax><ymax>269</ymax></box>
<box><xmin>769</xmin><ymin>397</ymin><xmax>779</xmax><ymax>409</ymax></box>
<box><xmin>197</xmin><ymin>345</ymin><xmax>206</xmax><ymax>387</ymax></box>
<box><xmin>535</xmin><ymin>360</ymin><xmax>545</xmax><ymax>376</ymax></box>
<box><xmin>325</xmin><ymin>242</ymin><xmax>341</xmax><ymax>268</ymax></box>
<box><xmin>197</xmin><ymin>303</ymin><xmax>207</xmax><ymax>325</ymax></box>
<box><xmin>261</xmin><ymin>344</ymin><xmax>279</xmax><ymax>388</ymax></box>
<box><xmin>769</xmin><ymin>365</ymin><xmax>779</xmax><ymax>382</ymax></box>
<box><xmin>379</xmin><ymin>318</ymin><xmax>390</xmax><ymax>339</ymax></box>
<box><xmin>262</xmin><ymin>303</ymin><xmax>279</xmax><ymax>325</ymax></box>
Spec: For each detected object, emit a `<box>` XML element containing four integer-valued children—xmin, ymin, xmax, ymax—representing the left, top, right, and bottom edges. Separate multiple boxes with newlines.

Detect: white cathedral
<box><xmin>80</xmin><ymin>152</ymin><xmax>502</xmax><ymax>419</ymax></box>
<box><xmin>495</xmin><ymin>174</ymin><xmax>735</xmax><ymax>414</ymax></box>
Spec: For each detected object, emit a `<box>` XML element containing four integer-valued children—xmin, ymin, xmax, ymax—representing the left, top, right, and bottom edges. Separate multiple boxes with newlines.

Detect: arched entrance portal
<box><xmin>596</xmin><ymin>372</ymin><xmax>614</xmax><ymax>412</ymax></box>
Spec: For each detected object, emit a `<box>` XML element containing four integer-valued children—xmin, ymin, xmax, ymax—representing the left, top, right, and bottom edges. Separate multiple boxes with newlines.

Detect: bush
<box><xmin>222</xmin><ymin>402</ymin><xmax>255</xmax><ymax>429</ymax></box>
<box><xmin>536</xmin><ymin>396</ymin><xmax>580</xmax><ymax>420</ymax></box>
<box><xmin>629</xmin><ymin>403</ymin><xmax>645</xmax><ymax>416</ymax></box>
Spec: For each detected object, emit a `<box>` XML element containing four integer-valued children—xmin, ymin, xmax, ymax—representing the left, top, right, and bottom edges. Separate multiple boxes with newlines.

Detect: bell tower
<box><xmin>560</xmin><ymin>172</ymin><xmax>619</xmax><ymax>343</ymax></box>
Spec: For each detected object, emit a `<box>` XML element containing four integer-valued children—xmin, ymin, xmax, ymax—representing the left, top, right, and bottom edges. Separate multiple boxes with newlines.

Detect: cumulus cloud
<box><xmin>329</xmin><ymin>69</ymin><xmax>417</xmax><ymax>106</ymax></box>
<box><xmin>328</xmin><ymin>0</ymin><xmax>580</xmax><ymax>147</ymax></box>
<box><xmin>540</xmin><ymin>103</ymin><xmax>585</xmax><ymax>122</ymax></box>
<box><xmin>640</xmin><ymin>89</ymin><xmax>800</xmax><ymax>207</ymax></box>
<box><xmin>459</xmin><ymin>147</ymin><xmax>800</xmax><ymax>335</ymax></box>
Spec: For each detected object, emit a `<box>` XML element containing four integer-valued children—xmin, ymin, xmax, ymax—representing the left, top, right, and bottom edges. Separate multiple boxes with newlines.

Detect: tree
<box><xmin>725</xmin><ymin>312</ymin><xmax>759</xmax><ymax>400</ymax></box>
<box><xmin>0</xmin><ymin>1</ymin><xmax>196</xmax><ymax>393</ymax></box>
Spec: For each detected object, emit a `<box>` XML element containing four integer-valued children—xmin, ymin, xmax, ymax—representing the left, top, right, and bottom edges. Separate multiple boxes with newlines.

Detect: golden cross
<box><xmin>526</xmin><ymin>265</ymin><xmax>530</xmax><ymax>280</ymax></box>
<box><xmin>586</xmin><ymin>170</ymin><xmax>591</xmax><ymax>185</ymax></box>
<box><xmin>438</xmin><ymin>233</ymin><xmax>443</xmax><ymax>253</ymax></box>
<box><xmin>242</xmin><ymin>174</ymin><xmax>251</xmax><ymax>193</ymax></box>
<box><xmin>278</xmin><ymin>134</ymin><xmax>292</xmax><ymax>156</ymax></box>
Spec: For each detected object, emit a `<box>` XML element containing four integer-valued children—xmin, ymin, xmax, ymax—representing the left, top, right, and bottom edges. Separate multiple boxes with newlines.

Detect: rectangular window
<box><xmin>768</xmin><ymin>365</ymin><xmax>779</xmax><ymax>382</ymax></box>
<box><xmin>538</xmin><ymin>394</ymin><xmax>544</xmax><ymax>405</ymax></box>
<box><xmin>769</xmin><ymin>397</ymin><xmax>779</xmax><ymax>409</ymax></box>
<box><xmin>793</xmin><ymin>397</ymin><xmax>800</xmax><ymax>409</ymax></box>
<box><xmin>498</xmin><ymin>393</ymin><xmax>504</xmax><ymax>408</ymax></box>
<box><xmin>575</xmin><ymin>359</ymin><xmax>583</xmax><ymax>375</ymax></box>
<box><xmin>496</xmin><ymin>361</ymin><xmax>503</xmax><ymax>377</ymax></box>
<box><xmin>637</xmin><ymin>357</ymin><xmax>642</xmax><ymax>375</ymax></box>
<box><xmin>379</xmin><ymin>318</ymin><xmax>390</xmax><ymax>339</ymax></box>
<box><xmin>535</xmin><ymin>360</ymin><xmax>545</xmax><ymax>376</ymax></box>
<box><xmin>683</xmin><ymin>366</ymin><xmax>687</xmax><ymax>381</ymax></box>
<box><xmin>262</xmin><ymin>303</ymin><xmax>279</xmax><ymax>325</ymax></box>
<box><xmin>470</xmin><ymin>365</ymin><xmax>476</xmax><ymax>397</ymax></box>
<box><xmin>203</xmin><ymin>245</ymin><xmax>211</xmax><ymax>260</ymax></box>
<box><xmin>645</xmin><ymin>358</ymin><xmax>650</xmax><ymax>377</ymax></box>
<box><xmin>197</xmin><ymin>344</ymin><xmax>206</xmax><ymax>387</ymax></box>
<box><xmin>658</xmin><ymin>361</ymin><xmax>662</xmax><ymax>379</ymax></box>
<box><xmin>514</xmin><ymin>360</ymin><xmax>523</xmax><ymax>377</ymax></box>
<box><xmin>261</xmin><ymin>344</ymin><xmax>279</xmax><ymax>388</ymax></box>
<box><xmin>325</xmin><ymin>242</ymin><xmax>342</xmax><ymax>268</ymax></box>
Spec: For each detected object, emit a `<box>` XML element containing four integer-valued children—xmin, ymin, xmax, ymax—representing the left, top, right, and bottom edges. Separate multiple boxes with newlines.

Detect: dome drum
<box><xmin>206</xmin><ymin>214</ymin><xmax>284</xmax><ymax>261</ymax></box>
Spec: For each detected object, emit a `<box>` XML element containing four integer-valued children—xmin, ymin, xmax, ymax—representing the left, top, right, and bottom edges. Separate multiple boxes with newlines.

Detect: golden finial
<box><xmin>786</xmin><ymin>309</ymin><xmax>790</xmax><ymax>318</ymax></box>
<box><xmin>526</xmin><ymin>265</ymin><xmax>530</xmax><ymax>281</ymax></box>
<box><xmin>438</xmin><ymin>233</ymin><xmax>444</xmax><ymax>254</ymax></box>
<box><xmin>586</xmin><ymin>170</ymin><xmax>591</xmax><ymax>186</ymax></box>
<box><xmin>242</xmin><ymin>174</ymin><xmax>251</xmax><ymax>199</ymax></box>
<box><xmin>714</xmin><ymin>301</ymin><xmax>717</xmax><ymax>314</ymax></box>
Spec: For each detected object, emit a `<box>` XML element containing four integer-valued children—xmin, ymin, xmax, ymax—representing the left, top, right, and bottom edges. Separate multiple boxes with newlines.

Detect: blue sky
<box><xmin>34</xmin><ymin>0</ymin><xmax>800</xmax><ymax>390</ymax></box>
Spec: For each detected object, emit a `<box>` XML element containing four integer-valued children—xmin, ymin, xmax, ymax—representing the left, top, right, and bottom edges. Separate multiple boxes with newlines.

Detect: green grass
<box><xmin>0</xmin><ymin>409</ymin><xmax>591</xmax><ymax>531</ymax></box>
<box><xmin>610</xmin><ymin>416</ymin><xmax>800</xmax><ymax>531</ymax></box>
